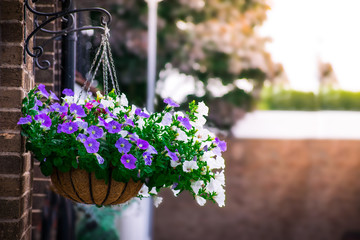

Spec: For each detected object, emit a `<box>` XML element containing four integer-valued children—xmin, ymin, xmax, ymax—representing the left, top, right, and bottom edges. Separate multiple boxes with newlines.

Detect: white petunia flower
<box><xmin>171</xmin><ymin>188</ymin><xmax>180</xmax><ymax>196</ymax></box>
<box><xmin>194</xmin><ymin>128</ymin><xmax>213</xmax><ymax>141</ymax></box>
<box><xmin>207</xmin><ymin>156</ymin><xmax>225</xmax><ymax>170</ymax></box>
<box><xmin>149</xmin><ymin>187</ymin><xmax>158</xmax><ymax>195</ymax></box>
<box><xmin>138</xmin><ymin>185</ymin><xmax>150</xmax><ymax>197</ymax></box>
<box><xmin>137</xmin><ymin>118</ymin><xmax>145</xmax><ymax>130</ymax></box>
<box><xmin>195</xmin><ymin>196</ymin><xmax>206</xmax><ymax>206</ymax></box>
<box><xmin>100</xmin><ymin>99</ymin><xmax>114</xmax><ymax>109</ymax></box>
<box><xmin>176</xmin><ymin>128</ymin><xmax>189</xmax><ymax>142</ymax></box>
<box><xmin>200</xmin><ymin>151</ymin><xmax>216</xmax><ymax>162</ymax></box>
<box><xmin>120</xmin><ymin>93</ymin><xmax>128</xmax><ymax>106</ymax></box>
<box><xmin>183</xmin><ymin>161</ymin><xmax>199</xmax><ymax>172</ymax></box>
<box><xmin>118</xmin><ymin>130</ymin><xmax>128</xmax><ymax>138</ymax></box>
<box><xmin>105</xmin><ymin>117</ymin><xmax>113</xmax><ymax>123</ymax></box>
<box><xmin>113</xmin><ymin>107</ymin><xmax>125</xmax><ymax>115</ymax></box>
<box><xmin>160</xmin><ymin>112</ymin><xmax>173</xmax><ymax>126</ymax></box>
<box><xmin>191</xmin><ymin>180</ymin><xmax>204</xmax><ymax>194</ymax></box>
<box><xmin>214</xmin><ymin>188</ymin><xmax>225</xmax><ymax>207</ymax></box>
<box><xmin>153</xmin><ymin>196</ymin><xmax>163</xmax><ymax>207</ymax></box>
<box><xmin>197</xmin><ymin>101</ymin><xmax>209</xmax><ymax>116</ymax></box>
<box><xmin>63</xmin><ymin>96</ymin><xmax>74</xmax><ymax>104</ymax></box>
<box><xmin>170</xmin><ymin>160</ymin><xmax>181</xmax><ymax>168</ymax></box>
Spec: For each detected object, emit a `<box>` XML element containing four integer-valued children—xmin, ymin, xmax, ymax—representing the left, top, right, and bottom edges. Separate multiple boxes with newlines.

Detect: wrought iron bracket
<box><xmin>24</xmin><ymin>0</ymin><xmax>112</xmax><ymax>70</ymax></box>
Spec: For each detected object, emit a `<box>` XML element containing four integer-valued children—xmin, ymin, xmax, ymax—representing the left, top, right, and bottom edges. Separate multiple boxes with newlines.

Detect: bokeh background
<box><xmin>57</xmin><ymin>0</ymin><xmax>360</xmax><ymax>239</ymax></box>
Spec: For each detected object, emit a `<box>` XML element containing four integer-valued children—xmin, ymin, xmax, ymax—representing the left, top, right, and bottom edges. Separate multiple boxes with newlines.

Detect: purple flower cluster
<box><xmin>17</xmin><ymin>115</ymin><xmax>32</xmax><ymax>125</ymax></box>
<box><xmin>61</xmin><ymin>122</ymin><xmax>78</xmax><ymax>134</ymax></box>
<box><xmin>86</xmin><ymin>125</ymin><xmax>103</xmax><ymax>139</ymax></box>
<box><xmin>84</xmin><ymin>138</ymin><xmax>100</xmax><ymax>153</ymax></box>
<box><xmin>115</xmin><ymin>138</ymin><xmax>132</xmax><ymax>154</ymax></box>
<box><xmin>70</xmin><ymin>103</ymin><xmax>86</xmax><ymax>117</ymax></box>
<box><xmin>105</xmin><ymin>120</ymin><xmax>122</xmax><ymax>133</ymax></box>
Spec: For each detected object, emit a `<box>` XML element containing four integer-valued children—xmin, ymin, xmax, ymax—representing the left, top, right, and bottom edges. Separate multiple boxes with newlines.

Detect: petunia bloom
<box><xmin>76</xmin><ymin>133</ymin><xmax>87</xmax><ymax>143</ymax></box>
<box><xmin>34</xmin><ymin>113</ymin><xmax>52</xmax><ymax>128</ymax></box>
<box><xmin>49</xmin><ymin>91</ymin><xmax>59</xmax><ymax>101</ymax></box>
<box><xmin>62</xmin><ymin>122</ymin><xmax>78</xmax><ymax>134</ymax></box>
<box><xmin>95</xmin><ymin>153</ymin><xmax>105</xmax><ymax>165</ymax></box>
<box><xmin>124</xmin><ymin>115</ymin><xmax>134</xmax><ymax>127</ymax></box>
<box><xmin>85</xmin><ymin>102</ymin><xmax>93</xmax><ymax>110</ymax></box>
<box><xmin>86</xmin><ymin>125</ymin><xmax>104</xmax><ymax>139</ymax></box>
<box><xmin>50</xmin><ymin>103</ymin><xmax>68</xmax><ymax>113</ymax></box>
<box><xmin>17</xmin><ymin>115</ymin><xmax>32</xmax><ymax>125</ymax></box>
<box><xmin>146</xmin><ymin>144</ymin><xmax>158</xmax><ymax>155</ymax></box>
<box><xmin>84</xmin><ymin>137</ymin><xmax>100</xmax><ymax>153</ymax></box>
<box><xmin>177</xmin><ymin>116</ymin><xmax>192</xmax><ymax>130</ymax></box>
<box><xmin>164</xmin><ymin>98</ymin><xmax>179</xmax><ymax>107</ymax></box>
<box><xmin>121</xmin><ymin>154</ymin><xmax>137</xmax><ymax>169</ymax></box>
<box><xmin>62</xmin><ymin>88</ymin><xmax>74</xmax><ymax>96</ymax></box>
<box><xmin>115</xmin><ymin>137</ymin><xmax>132</xmax><ymax>154</ymax></box>
<box><xmin>143</xmin><ymin>152</ymin><xmax>153</xmax><ymax>165</ymax></box>
<box><xmin>137</xmin><ymin>139</ymin><xmax>149</xmax><ymax>150</ymax></box>
<box><xmin>214</xmin><ymin>137</ymin><xmax>227</xmax><ymax>152</ymax></box>
<box><xmin>165</xmin><ymin>146</ymin><xmax>179</xmax><ymax>161</ymax></box>
<box><xmin>105</xmin><ymin>120</ymin><xmax>122</xmax><ymax>133</ymax></box>
<box><xmin>36</xmin><ymin>84</ymin><xmax>49</xmax><ymax>98</ymax></box>
<box><xmin>70</xmin><ymin>103</ymin><xmax>86</xmax><ymax>117</ymax></box>
<box><xmin>135</xmin><ymin>108</ymin><xmax>150</xmax><ymax>118</ymax></box>
<box><xmin>160</xmin><ymin>112</ymin><xmax>172</xmax><ymax>126</ymax></box>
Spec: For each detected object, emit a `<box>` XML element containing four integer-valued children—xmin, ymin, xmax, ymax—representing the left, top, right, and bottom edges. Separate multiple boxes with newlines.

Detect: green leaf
<box><xmin>53</xmin><ymin>157</ymin><xmax>63</xmax><ymax>167</ymax></box>
<box><xmin>40</xmin><ymin>161</ymin><xmax>53</xmax><ymax>176</ymax></box>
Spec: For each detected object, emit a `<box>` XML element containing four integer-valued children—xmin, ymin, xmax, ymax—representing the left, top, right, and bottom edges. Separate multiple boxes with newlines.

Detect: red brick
<box><xmin>0</xmin><ymin>191</ymin><xmax>31</xmax><ymax>219</ymax></box>
<box><xmin>0</xmin><ymin>111</ymin><xmax>21</xmax><ymax>131</ymax></box>
<box><xmin>0</xmin><ymin>154</ymin><xmax>22</xmax><ymax>174</ymax></box>
<box><xmin>0</xmin><ymin>22</ymin><xmax>24</xmax><ymax>43</ymax></box>
<box><xmin>0</xmin><ymin>1</ymin><xmax>23</xmax><ymax>21</ymax></box>
<box><xmin>0</xmin><ymin>45</ymin><xmax>23</xmax><ymax>65</ymax></box>
<box><xmin>0</xmin><ymin>67</ymin><xmax>24</xmax><ymax>87</ymax></box>
<box><xmin>0</xmin><ymin>210</ymin><xmax>30</xmax><ymax>240</ymax></box>
<box><xmin>0</xmin><ymin>132</ymin><xmax>23</xmax><ymax>152</ymax></box>
<box><xmin>0</xmin><ymin>172</ymin><xmax>31</xmax><ymax>197</ymax></box>
<box><xmin>0</xmin><ymin>88</ymin><xmax>24</xmax><ymax>108</ymax></box>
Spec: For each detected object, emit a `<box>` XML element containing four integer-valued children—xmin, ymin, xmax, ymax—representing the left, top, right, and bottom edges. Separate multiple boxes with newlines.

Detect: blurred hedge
<box><xmin>258</xmin><ymin>86</ymin><xmax>360</xmax><ymax>111</ymax></box>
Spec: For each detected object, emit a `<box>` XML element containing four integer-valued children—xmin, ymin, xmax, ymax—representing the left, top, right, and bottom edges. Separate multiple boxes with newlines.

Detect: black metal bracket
<box><xmin>24</xmin><ymin>0</ymin><xmax>112</xmax><ymax>70</ymax></box>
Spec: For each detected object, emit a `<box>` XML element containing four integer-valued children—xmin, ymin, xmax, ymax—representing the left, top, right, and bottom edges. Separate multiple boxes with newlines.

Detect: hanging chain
<box><xmin>77</xmin><ymin>25</ymin><xmax>119</xmax><ymax>102</ymax></box>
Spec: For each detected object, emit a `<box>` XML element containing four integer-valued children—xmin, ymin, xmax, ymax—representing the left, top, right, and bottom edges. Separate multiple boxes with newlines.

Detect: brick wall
<box><xmin>0</xmin><ymin>0</ymin><xmax>35</xmax><ymax>239</ymax></box>
<box><xmin>154</xmin><ymin>139</ymin><xmax>360</xmax><ymax>240</ymax></box>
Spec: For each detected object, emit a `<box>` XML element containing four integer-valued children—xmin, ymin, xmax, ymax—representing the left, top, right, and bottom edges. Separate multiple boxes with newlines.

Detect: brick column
<box><xmin>0</xmin><ymin>0</ymin><xmax>35</xmax><ymax>240</ymax></box>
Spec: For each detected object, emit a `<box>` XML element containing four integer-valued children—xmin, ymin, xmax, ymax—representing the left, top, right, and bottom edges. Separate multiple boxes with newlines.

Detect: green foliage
<box><xmin>259</xmin><ymin>86</ymin><xmax>360</xmax><ymax>111</ymax></box>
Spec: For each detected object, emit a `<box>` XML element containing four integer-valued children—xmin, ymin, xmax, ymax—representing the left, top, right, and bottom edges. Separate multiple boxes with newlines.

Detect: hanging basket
<box><xmin>51</xmin><ymin>168</ymin><xmax>143</xmax><ymax>205</ymax></box>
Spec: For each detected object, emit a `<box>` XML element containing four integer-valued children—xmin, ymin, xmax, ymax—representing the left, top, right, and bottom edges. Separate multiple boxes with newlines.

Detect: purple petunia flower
<box><xmin>86</xmin><ymin>125</ymin><xmax>104</xmax><ymax>139</ymax></box>
<box><xmin>34</xmin><ymin>113</ymin><xmax>52</xmax><ymax>128</ymax></box>
<box><xmin>97</xmin><ymin>117</ymin><xmax>108</xmax><ymax>128</ymax></box>
<box><xmin>165</xmin><ymin>146</ymin><xmax>179</xmax><ymax>161</ymax></box>
<box><xmin>37</xmin><ymin>84</ymin><xmax>49</xmax><ymax>98</ymax></box>
<box><xmin>128</xmin><ymin>132</ymin><xmax>139</xmax><ymax>142</ymax></box>
<box><xmin>35</xmin><ymin>97</ymin><xmax>43</xmax><ymax>107</ymax></box>
<box><xmin>124</xmin><ymin>115</ymin><xmax>134</xmax><ymax>127</ymax></box>
<box><xmin>49</xmin><ymin>91</ymin><xmax>59</xmax><ymax>101</ymax></box>
<box><xmin>95</xmin><ymin>153</ymin><xmax>105</xmax><ymax>165</ymax></box>
<box><xmin>57</xmin><ymin>123</ymin><xmax>63</xmax><ymax>133</ymax></box>
<box><xmin>17</xmin><ymin>115</ymin><xmax>32</xmax><ymax>125</ymax></box>
<box><xmin>135</xmin><ymin>108</ymin><xmax>150</xmax><ymax>118</ymax></box>
<box><xmin>164</xmin><ymin>98</ymin><xmax>180</xmax><ymax>107</ymax></box>
<box><xmin>62</xmin><ymin>122</ymin><xmax>78</xmax><ymax>134</ymax></box>
<box><xmin>143</xmin><ymin>152</ymin><xmax>153</xmax><ymax>165</ymax></box>
<box><xmin>214</xmin><ymin>137</ymin><xmax>227</xmax><ymax>152</ymax></box>
<box><xmin>76</xmin><ymin>120</ymin><xmax>88</xmax><ymax>129</ymax></box>
<box><xmin>177</xmin><ymin>116</ymin><xmax>192</xmax><ymax>130</ymax></box>
<box><xmin>76</xmin><ymin>133</ymin><xmax>87</xmax><ymax>143</ymax></box>
<box><xmin>70</xmin><ymin>103</ymin><xmax>86</xmax><ymax>117</ymax></box>
<box><xmin>62</xmin><ymin>88</ymin><xmax>74</xmax><ymax>96</ymax></box>
<box><xmin>121</xmin><ymin>154</ymin><xmax>137</xmax><ymax>169</ymax></box>
<box><xmin>115</xmin><ymin>137</ymin><xmax>132</xmax><ymax>154</ymax></box>
<box><xmin>105</xmin><ymin>120</ymin><xmax>122</xmax><ymax>133</ymax></box>
<box><xmin>84</xmin><ymin>137</ymin><xmax>100</xmax><ymax>153</ymax></box>
<box><xmin>50</xmin><ymin>103</ymin><xmax>68</xmax><ymax>113</ymax></box>
<box><xmin>105</xmin><ymin>108</ymin><xmax>118</xmax><ymax>119</ymax></box>
<box><xmin>146</xmin><ymin>144</ymin><xmax>158</xmax><ymax>154</ymax></box>
<box><xmin>161</xmin><ymin>112</ymin><xmax>172</xmax><ymax>126</ymax></box>
<box><xmin>137</xmin><ymin>139</ymin><xmax>149</xmax><ymax>150</ymax></box>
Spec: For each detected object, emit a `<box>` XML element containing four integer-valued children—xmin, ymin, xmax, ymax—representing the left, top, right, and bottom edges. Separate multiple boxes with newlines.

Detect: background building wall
<box><xmin>154</xmin><ymin>139</ymin><xmax>360</xmax><ymax>240</ymax></box>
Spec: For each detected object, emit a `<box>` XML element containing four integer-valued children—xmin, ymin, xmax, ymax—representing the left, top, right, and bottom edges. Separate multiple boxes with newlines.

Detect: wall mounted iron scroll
<box><xmin>24</xmin><ymin>0</ymin><xmax>112</xmax><ymax>70</ymax></box>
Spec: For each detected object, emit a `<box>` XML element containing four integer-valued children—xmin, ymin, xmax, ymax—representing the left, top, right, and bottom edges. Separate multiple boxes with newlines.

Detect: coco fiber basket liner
<box><xmin>51</xmin><ymin>168</ymin><xmax>143</xmax><ymax>205</ymax></box>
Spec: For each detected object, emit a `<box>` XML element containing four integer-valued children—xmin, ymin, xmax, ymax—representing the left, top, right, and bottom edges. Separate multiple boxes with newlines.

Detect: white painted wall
<box><xmin>232</xmin><ymin>111</ymin><xmax>360</xmax><ymax>139</ymax></box>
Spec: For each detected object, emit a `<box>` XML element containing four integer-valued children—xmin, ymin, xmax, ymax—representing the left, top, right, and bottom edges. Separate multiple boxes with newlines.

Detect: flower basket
<box><xmin>51</xmin><ymin>168</ymin><xmax>143</xmax><ymax>205</ymax></box>
<box><xmin>18</xmin><ymin>29</ymin><xmax>226</xmax><ymax>207</ymax></box>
